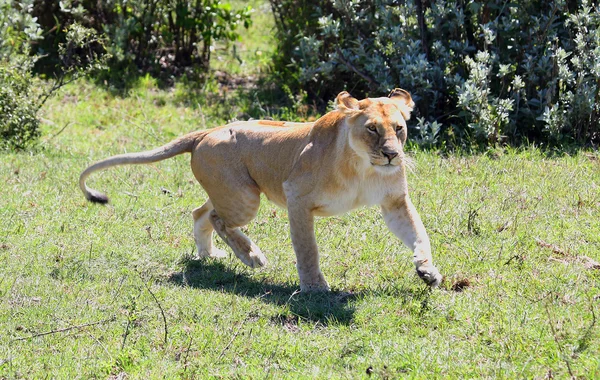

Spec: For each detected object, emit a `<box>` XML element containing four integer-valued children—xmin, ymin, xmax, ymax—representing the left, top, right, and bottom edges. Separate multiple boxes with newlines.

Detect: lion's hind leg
<box><xmin>193</xmin><ymin>154</ymin><xmax>266</xmax><ymax>268</ymax></box>
<box><xmin>208</xmin><ymin>204</ymin><xmax>267</xmax><ymax>269</ymax></box>
<box><xmin>192</xmin><ymin>200</ymin><xmax>228</xmax><ymax>259</ymax></box>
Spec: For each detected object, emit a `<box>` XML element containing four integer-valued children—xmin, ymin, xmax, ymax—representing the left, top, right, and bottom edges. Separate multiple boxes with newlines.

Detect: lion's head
<box><xmin>335</xmin><ymin>89</ymin><xmax>414</xmax><ymax>174</ymax></box>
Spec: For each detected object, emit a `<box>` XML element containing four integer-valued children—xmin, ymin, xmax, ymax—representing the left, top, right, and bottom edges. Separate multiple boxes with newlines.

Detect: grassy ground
<box><xmin>1</xmin><ymin>79</ymin><xmax>599</xmax><ymax>378</ymax></box>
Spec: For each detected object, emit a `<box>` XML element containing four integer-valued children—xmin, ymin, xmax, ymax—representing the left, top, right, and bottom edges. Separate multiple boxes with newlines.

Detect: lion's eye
<box><xmin>394</xmin><ymin>124</ymin><xmax>404</xmax><ymax>133</ymax></box>
<box><xmin>367</xmin><ymin>125</ymin><xmax>377</xmax><ymax>133</ymax></box>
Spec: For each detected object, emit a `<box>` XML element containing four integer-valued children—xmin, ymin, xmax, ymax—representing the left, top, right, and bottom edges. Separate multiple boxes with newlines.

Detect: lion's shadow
<box><xmin>167</xmin><ymin>259</ymin><xmax>357</xmax><ymax>325</ymax></box>
<box><xmin>167</xmin><ymin>258</ymin><xmax>432</xmax><ymax>326</ymax></box>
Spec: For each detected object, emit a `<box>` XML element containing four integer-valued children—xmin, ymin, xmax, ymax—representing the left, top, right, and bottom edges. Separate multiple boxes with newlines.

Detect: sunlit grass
<box><xmin>0</xmin><ymin>81</ymin><xmax>599</xmax><ymax>378</ymax></box>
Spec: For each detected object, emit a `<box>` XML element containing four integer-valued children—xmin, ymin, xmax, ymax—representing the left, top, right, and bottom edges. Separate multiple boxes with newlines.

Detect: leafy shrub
<box><xmin>1</xmin><ymin>0</ymin><xmax>108</xmax><ymax>150</ymax></box>
<box><xmin>1</xmin><ymin>0</ymin><xmax>42</xmax><ymax>149</ymax></box>
<box><xmin>0</xmin><ymin>0</ymin><xmax>42</xmax><ymax>60</ymax></box>
<box><xmin>0</xmin><ymin>58</ymin><xmax>40</xmax><ymax>150</ymax></box>
<box><xmin>270</xmin><ymin>0</ymin><xmax>600</xmax><ymax>147</ymax></box>
<box><xmin>32</xmin><ymin>0</ymin><xmax>252</xmax><ymax>80</ymax></box>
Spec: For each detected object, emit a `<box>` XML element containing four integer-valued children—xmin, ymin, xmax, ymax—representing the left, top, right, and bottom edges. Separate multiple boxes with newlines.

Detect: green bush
<box><xmin>32</xmin><ymin>0</ymin><xmax>252</xmax><ymax>80</ymax></box>
<box><xmin>0</xmin><ymin>59</ymin><xmax>40</xmax><ymax>150</ymax></box>
<box><xmin>0</xmin><ymin>0</ymin><xmax>42</xmax><ymax>60</ymax></box>
<box><xmin>1</xmin><ymin>0</ymin><xmax>108</xmax><ymax>150</ymax></box>
<box><xmin>1</xmin><ymin>0</ymin><xmax>42</xmax><ymax>150</ymax></box>
<box><xmin>270</xmin><ymin>0</ymin><xmax>600</xmax><ymax>147</ymax></box>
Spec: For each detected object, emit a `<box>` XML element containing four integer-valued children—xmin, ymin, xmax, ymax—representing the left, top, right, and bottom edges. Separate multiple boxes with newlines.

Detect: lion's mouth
<box><xmin>370</xmin><ymin>160</ymin><xmax>400</xmax><ymax>167</ymax></box>
<box><xmin>370</xmin><ymin>162</ymin><xmax>401</xmax><ymax>171</ymax></box>
<box><xmin>370</xmin><ymin>162</ymin><xmax>401</xmax><ymax>174</ymax></box>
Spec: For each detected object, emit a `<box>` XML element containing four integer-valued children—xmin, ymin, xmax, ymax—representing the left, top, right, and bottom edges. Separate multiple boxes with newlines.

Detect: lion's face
<box><xmin>336</xmin><ymin>89</ymin><xmax>414</xmax><ymax>174</ymax></box>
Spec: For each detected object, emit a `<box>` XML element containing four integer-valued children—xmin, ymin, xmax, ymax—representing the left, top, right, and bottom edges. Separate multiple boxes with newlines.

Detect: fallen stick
<box><xmin>140</xmin><ymin>276</ymin><xmax>169</xmax><ymax>346</ymax></box>
<box><xmin>536</xmin><ymin>238</ymin><xmax>599</xmax><ymax>270</ymax></box>
<box><xmin>218</xmin><ymin>324</ymin><xmax>244</xmax><ymax>360</ymax></box>
<box><xmin>535</xmin><ymin>238</ymin><xmax>567</xmax><ymax>255</ymax></box>
<box><xmin>13</xmin><ymin>316</ymin><xmax>116</xmax><ymax>341</ymax></box>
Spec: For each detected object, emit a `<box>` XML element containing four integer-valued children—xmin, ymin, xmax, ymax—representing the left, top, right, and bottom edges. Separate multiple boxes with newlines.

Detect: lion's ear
<box><xmin>335</xmin><ymin>91</ymin><xmax>360</xmax><ymax>113</ymax></box>
<box><xmin>388</xmin><ymin>88</ymin><xmax>415</xmax><ymax>120</ymax></box>
<box><xmin>358</xmin><ymin>99</ymin><xmax>372</xmax><ymax>110</ymax></box>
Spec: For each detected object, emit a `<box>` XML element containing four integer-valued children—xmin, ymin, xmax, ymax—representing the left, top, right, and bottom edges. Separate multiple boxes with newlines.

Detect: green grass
<box><xmin>1</xmin><ymin>81</ymin><xmax>599</xmax><ymax>378</ymax></box>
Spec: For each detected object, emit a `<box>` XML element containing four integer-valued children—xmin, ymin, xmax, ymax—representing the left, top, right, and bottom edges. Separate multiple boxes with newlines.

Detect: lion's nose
<box><xmin>382</xmin><ymin>150</ymin><xmax>398</xmax><ymax>161</ymax></box>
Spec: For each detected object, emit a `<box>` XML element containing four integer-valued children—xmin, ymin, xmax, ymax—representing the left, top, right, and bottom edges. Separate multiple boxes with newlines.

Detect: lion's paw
<box><xmin>247</xmin><ymin>252</ymin><xmax>267</xmax><ymax>268</ymax></box>
<box><xmin>299</xmin><ymin>273</ymin><xmax>330</xmax><ymax>292</ymax></box>
<box><xmin>208</xmin><ymin>247</ymin><xmax>228</xmax><ymax>259</ymax></box>
<box><xmin>416</xmin><ymin>265</ymin><xmax>443</xmax><ymax>287</ymax></box>
<box><xmin>196</xmin><ymin>247</ymin><xmax>228</xmax><ymax>260</ymax></box>
<box><xmin>300</xmin><ymin>282</ymin><xmax>331</xmax><ymax>292</ymax></box>
<box><xmin>242</xmin><ymin>242</ymin><xmax>267</xmax><ymax>268</ymax></box>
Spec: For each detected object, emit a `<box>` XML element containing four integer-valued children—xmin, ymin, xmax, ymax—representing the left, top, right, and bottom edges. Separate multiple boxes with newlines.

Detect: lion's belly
<box><xmin>311</xmin><ymin>183</ymin><xmax>389</xmax><ymax>216</ymax></box>
<box><xmin>262</xmin><ymin>187</ymin><xmax>288</xmax><ymax>208</ymax></box>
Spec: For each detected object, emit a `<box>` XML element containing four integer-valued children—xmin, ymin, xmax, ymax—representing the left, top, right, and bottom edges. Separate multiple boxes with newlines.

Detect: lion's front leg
<box><xmin>287</xmin><ymin>204</ymin><xmax>330</xmax><ymax>292</ymax></box>
<box><xmin>381</xmin><ymin>195</ymin><xmax>443</xmax><ymax>287</ymax></box>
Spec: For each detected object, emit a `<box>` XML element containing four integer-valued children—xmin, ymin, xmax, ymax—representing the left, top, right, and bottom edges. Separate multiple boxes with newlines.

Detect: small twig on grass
<box><xmin>263</xmin><ymin>334</ymin><xmax>282</xmax><ymax>380</ymax></box>
<box><xmin>44</xmin><ymin>122</ymin><xmax>71</xmax><ymax>142</ymax></box>
<box><xmin>580</xmin><ymin>256</ymin><xmax>600</xmax><ymax>270</ymax></box>
<box><xmin>286</xmin><ymin>289</ymin><xmax>301</xmax><ymax>305</ymax></box>
<box><xmin>182</xmin><ymin>335</ymin><xmax>194</xmax><ymax>373</ymax></box>
<box><xmin>13</xmin><ymin>316</ymin><xmax>116</xmax><ymax>341</ymax></box>
<box><xmin>123</xmin><ymin>191</ymin><xmax>138</xmax><ymax>199</ymax></box>
<box><xmin>548</xmin><ymin>257</ymin><xmax>569</xmax><ymax>265</ymax></box>
<box><xmin>573</xmin><ymin>299</ymin><xmax>597</xmax><ymax>358</ymax></box>
<box><xmin>137</xmin><ymin>272</ymin><xmax>168</xmax><ymax>346</ymax></box>
<box><xmin>545</xmin><ymin>304</ymin><xmax>575</xmax><ymax>379</ymax></box>
<box><xmin>218</xmin><ymin>324</ymin><xmax>244</xmax><ymax>360</ymax></box>
<box><xmin>121</xmin><ymin>312</ymin><xmax>133</xmax><ymax>350</ymax></box>
<box><xmin>504</xmin><ymin>254</ymin><xmax>524</xmax><ymax>266</ymax></box>
<box><xmin>218</xmin><ymin>311</ymin><xmax>256</xmax><ymax>360</ymax></box>
<box><xmin>86</xmin><ymin>330</ymin><xmax>112</xmax><ymax>360</ymax></box>
<box><xmin>536</xmin><ymin>238</ymin><xmax>567</xmax><ymax>255</ymax></box>
<box><xmin>536</xmin><ymin>238</ymin><xmax>600</xmax><ymax>270</ymax></box>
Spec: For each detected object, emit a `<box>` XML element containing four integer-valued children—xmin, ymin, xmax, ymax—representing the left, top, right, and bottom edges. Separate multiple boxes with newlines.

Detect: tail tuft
<box><xmin>79</xmin><ymin>130</ymin><xmax>200</xmax><ymax>204</ymax></box>
<box><xmin>86</xmin><ymin>190</ymin><xmax>109</xmax><ymax>204</ymax></box>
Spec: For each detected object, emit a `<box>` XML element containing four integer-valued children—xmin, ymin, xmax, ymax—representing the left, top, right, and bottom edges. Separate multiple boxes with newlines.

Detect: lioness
<box><xmin>79</xmin><ymin>89</ymin><xmax>442</xmax><ymax>291</ymax></box>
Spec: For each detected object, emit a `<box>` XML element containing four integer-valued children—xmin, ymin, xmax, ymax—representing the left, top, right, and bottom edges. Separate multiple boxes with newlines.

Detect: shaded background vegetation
<box><xmin>31</xmin><ymin>0</ymin><xmax>251</xmax><ymax>81</ymax></box>
<box><xmin>270</xmin><ymin>0</ymin><xmax>600</xmax><ymax>147</ymax></box>
<box><xmin>2</xmin><ymin>0</ymin><xmax>600</xmax><ymax>149</ymax></box>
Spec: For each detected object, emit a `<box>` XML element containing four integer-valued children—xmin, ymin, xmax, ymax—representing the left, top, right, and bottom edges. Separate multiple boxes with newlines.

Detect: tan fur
<box><xmin>79</xmin><ymin>89</ymin><xmax>442</xmax><ymax>291</ymax></box>
<box><xmin>257</xmin><ymin>120</ymin><xmax>287</xmax><ymax>127</ymax></box>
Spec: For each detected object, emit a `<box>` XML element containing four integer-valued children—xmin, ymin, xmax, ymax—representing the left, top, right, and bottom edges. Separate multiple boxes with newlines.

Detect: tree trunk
<box><xmin>415</xmin><ymin>0</ymin><xmax>429</xmax><ymax>59</ymax></box>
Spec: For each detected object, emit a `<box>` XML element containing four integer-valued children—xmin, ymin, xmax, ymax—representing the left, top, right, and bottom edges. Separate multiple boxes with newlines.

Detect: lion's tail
<box><xmin>79</xmin><ymin>131</ymin><xmax>202</xmax><ymax>204</ymax></box>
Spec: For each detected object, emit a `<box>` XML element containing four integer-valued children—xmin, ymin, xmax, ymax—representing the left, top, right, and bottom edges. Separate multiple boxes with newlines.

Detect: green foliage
<box><xmin>0</xmin><ymin>0</ymin><xmax>42</xmax><ymax>59</ymax></box>
<box><xmin>270</xmin><ymin>0</ymin><xmax>600</xmax><ymax>147</ymax></box>
<box><xmin>32</xmin><ymin>0</ymin><xmax>252</xmax><ymax>80</ymax></box>
<box><xmin>1</xmin><ymin>0</ymin><xmax>41</xmax><ymax>150</ymax></box>
<box><xmin>0</xmin><ymin>58</ymin><xmax>40</xmax><ymax>150</ymax></box>
<box><xmin>1</xmin><ymin>0</ymin><xmax>109</xmax><ymax>150</ymax></box>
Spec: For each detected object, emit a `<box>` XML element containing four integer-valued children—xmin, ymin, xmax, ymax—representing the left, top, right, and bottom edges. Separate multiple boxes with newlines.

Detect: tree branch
<box><xmin>336</xmin><ymin>48</ymin><xmax>379</xmax><ymax>89</ymax></box>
